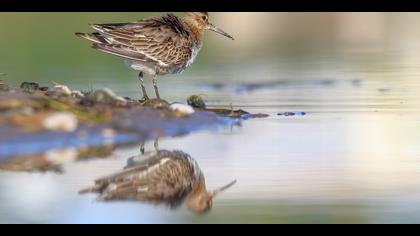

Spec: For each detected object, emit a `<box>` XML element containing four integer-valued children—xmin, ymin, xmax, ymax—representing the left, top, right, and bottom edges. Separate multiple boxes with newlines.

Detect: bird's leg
<box><xmin>154</xmin><ymin>138</ymin><xmax>159</xmax><ymax>151</ymax></box>
<box><xmin>138</xmin><ymin>72</ymin><xmax>149</xmax><ymax>101</ymax></box>
<box><xmin>152</xmin><ymin>76</ymin><xmax>161</xmax><ymax>100</ymax></box>
<box><xmin>229</xmin><ymin>103</ymin><xmax>235</xmax><ymax>116</ymax></box>
<box><xmin>140</xmin><ymin>141</ymin><xmax>145</xmax><ymax>155</ymax></box>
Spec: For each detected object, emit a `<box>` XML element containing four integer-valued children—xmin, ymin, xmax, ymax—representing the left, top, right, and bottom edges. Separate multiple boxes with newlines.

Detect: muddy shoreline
<box><xmin>0</xmin><ymin>81</ymin><xmax>268</xmax><ymax>160</ymax></box>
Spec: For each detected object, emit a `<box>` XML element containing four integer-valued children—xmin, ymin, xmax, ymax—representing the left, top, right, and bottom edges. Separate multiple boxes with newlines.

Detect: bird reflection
<box><xmin>79</xmin><ymin>138</ymin><xmax>236</xmax><ymax>214</ymax></box>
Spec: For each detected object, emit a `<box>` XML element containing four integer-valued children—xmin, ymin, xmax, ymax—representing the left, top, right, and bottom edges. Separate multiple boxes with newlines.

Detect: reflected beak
<box><xmin>212</xmin><ymin>180</ymin><xmax>237</xmax><ymax>197</ymax></box>
<box><xmin>209</xmin><ymin>23</ymin><xmax>235</xmax><ymax>40</ymax></box>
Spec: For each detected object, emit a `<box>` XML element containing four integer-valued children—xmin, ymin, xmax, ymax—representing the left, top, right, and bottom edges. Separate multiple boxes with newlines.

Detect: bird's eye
<box><xmin>202</xmin><ymin>16</ymin><xmax>207</xmax><ymax>21</ymax></box>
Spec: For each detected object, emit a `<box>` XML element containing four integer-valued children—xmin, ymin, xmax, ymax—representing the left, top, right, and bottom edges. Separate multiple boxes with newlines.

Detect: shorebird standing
<box><xmin>76</xmin><ymin>12</ymin><xmax>234</xmax><ymax>101</ymax></box>
<box><xmin>79</xmin><ymin>141</ymin><xmax>236</xmax><ymax>214</ymax></box>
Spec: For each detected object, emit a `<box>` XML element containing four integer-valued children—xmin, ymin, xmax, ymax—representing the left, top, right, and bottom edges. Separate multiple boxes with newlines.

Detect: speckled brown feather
<box><xmin>77</xmin><ymin>13</ymin><xmax>199</xmax><ymax>68</ymax></box>
<box><xmin>79</xmin><ymin>150</ymin><xmax>203</xmax><ymax>209</ymax></box>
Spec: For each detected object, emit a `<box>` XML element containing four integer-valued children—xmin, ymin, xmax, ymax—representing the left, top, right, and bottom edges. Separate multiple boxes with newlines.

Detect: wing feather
<box><xmin>78</xmin><ymin>13</ymin><xmax>194</xmax><ymax>67</ymax></box>
<box><xmin>81</xmin><ymin>150</ymin><xmax>198</xmax><ymax>207</ymax></box>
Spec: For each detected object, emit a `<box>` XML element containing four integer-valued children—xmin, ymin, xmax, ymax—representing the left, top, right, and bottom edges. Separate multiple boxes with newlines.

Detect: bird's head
<box><xmin>182</xmin><ymin>12</ymin><xmax>234</xmax><ymax>41</ymax></box>
<box><xmin>185</xmin><ymin>179</ymin><xmax>237</xmax><ymax>214</ymax></box>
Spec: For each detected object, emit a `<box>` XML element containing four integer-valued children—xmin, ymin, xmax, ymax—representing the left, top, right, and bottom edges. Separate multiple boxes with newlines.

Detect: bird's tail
<box><xmin>78</xmin><ymin>185</ymin><xmax>102</xmax><ymax>194</ymax></box>
<box><xmin>75</xmin><ymin>32</ymin><xmax>108</xmax><ymax>44</ymax></box>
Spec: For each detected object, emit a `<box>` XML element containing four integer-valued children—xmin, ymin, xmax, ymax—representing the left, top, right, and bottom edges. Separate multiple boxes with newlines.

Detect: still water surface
<box><xmin>1</xmin><ymin>49</ymin><xmax>420</xmax><ymax>223</ymax></box>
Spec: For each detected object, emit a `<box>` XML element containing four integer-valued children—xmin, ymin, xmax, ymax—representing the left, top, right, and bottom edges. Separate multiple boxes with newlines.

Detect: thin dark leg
<box><xmin>140</xmin><ymin>141</ymin><xmax>145</xmax><ymax>155</ymax></box>
<box><xmin>152</xmin><ymin>76</ymin><xmax>161</xmax><ymax>100</ymax></box>
<box><xmin>154</xmin><ymin>138</ymin><xmax>159</xmax><ymax>151</ymax></box>
<box><xmin>138</xmin><ymin>72</ymin><xmax>149</xmax><ymax>100</ymax></box>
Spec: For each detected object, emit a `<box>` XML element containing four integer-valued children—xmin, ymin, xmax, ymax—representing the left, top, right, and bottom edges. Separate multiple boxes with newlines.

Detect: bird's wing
<box><xmin>94</xmin><ymin>151</ymin><xmax>197</xmax><ymax>203</ymax></box>
<box><xmin>90</xmin><ymin>13</ymin><xmax>193</xmax><ymax>66</ymax></box>
<box><xmin>93</xmin><ymin>155</ymin><xmax>163</xmax><ymax>186</ymax></box>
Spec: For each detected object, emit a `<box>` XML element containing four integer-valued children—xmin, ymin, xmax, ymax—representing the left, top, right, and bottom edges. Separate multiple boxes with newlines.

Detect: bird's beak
<box><xmin>212</xmin><ymin>180</ymin><xmax>237</xmax><ymax>197</ymax></box>
<box><xmin>208</xmin><ymin>23</ymin><xmax>235</xmax><ymax>40</ymax></box>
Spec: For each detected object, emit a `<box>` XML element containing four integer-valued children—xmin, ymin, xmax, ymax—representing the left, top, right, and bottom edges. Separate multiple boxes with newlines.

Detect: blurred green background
<box><xmin>0</xmin><ymin>12</ymin><xmax>420</xmax><ymax>85</ymax></box>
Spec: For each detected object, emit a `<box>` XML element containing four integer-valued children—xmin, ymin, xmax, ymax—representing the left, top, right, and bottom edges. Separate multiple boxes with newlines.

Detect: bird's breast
<box><xmin>169</xmin><ymin>43</ymin><xmax>202</xmax><ymax>75</ymax></box>
<box><xmin>185</xmin><ymin>43</ymin><xmax>202</xmax><ymax>68</ymax></box>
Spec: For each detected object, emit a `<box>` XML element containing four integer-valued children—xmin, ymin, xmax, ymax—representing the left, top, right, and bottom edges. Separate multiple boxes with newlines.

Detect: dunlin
<box><xmin>79</xmin><ymin>140</ymin><xmax>236</xmax><ymax>214</ymax></box>
<box><xmin>76</xmin><ymin>12</ymin><xmax>234</xmax><ymax>100</ymax></box>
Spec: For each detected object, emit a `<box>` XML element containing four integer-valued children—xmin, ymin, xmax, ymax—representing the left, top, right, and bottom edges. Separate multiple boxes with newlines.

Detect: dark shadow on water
<box><xmin>78</xmin><ymin>138</ymin><xmax>237</xmax><ymax>214</ymax></box>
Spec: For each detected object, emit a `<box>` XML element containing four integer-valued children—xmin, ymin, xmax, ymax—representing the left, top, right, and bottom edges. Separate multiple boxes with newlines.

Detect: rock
<box><xmin>84</xmin><ymin>88</ymin><xmax>127</xmax><ymax>106</ymax></box>
<box><xmin>0</xmin><ymin>80</ymin><xmax>9</xmax><ymax>91</ymax></box>
<box><xmin>39</xmin><ymin>87</ymin><xmax>49</xmax><ymax>92</ymax></box>
<box><xmin>0</xmin><ymin>84</ymin><xmax>9</xmax><ymax>91</ymax></box>
<box><xmin>187</xmin><ymin>95</ymin><xmax>206</xmax><ymax>108</ymax></box>
<box><xmin>71</xmin><ymin>90</ymin><xmax>85</xmax><ymax>99</ymax></box>
<box><xmin>52</xmin><ymin>84</ymin><xmax>72</xmax><ymax>96</ymax></box>
<box><xmin>45</xmin><ymin>148</ymin><xmax>77</xmax><ymax>164</ymax></box>
<box><xmin>42</xmin><ymin>112</ymin><xmax>78</xmax><ymax>132</ymax></box>
<box><xmin>20</xmin><ymin>82</ymin><xmax>39</xmax><ymax>92</ymax></box>
<box><xmin>170</xmin><ymin>103</ymin><xmax>195</xmax><ymax>115</ymax></box>
<box><xmin>143</xmin><ymin>99</ymin><xmax>170</xmax><ymax>110</ymax></box>
<box><xmin>277</xmin><ymin>112</ymin><xmax>306</xmax><ymax>116</ymax></box>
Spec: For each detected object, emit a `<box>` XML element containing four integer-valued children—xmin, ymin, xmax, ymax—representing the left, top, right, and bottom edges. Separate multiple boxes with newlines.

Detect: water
<box><xmin>1</xmin><ymin>44</ymin><xmax>420</xmax><ymax>223</ymax></box>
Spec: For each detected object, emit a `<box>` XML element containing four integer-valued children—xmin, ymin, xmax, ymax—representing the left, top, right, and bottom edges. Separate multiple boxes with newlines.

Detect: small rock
<box><xmin>187</xmin><ymin>95</ymin><xmax>207</xmax><ymax>108</ymax></box>
<box><xmin>170</xmin><ymin>103</ymin><xmax>195</xmax><ymax>115</ymax></box>
<box><xmin>243</xmin><ymin>113</ymin><xmax>270</xmax><ymax>119</ymax></box>
<box><xmin>42</xmin><ymin>112</ymin><xmax>78</xmax><ymax>132</ymax></box>
<box><xmin>0</xmin><ymin>85</ymin><xmax>9</xmax><ymax>91</ymax></box>
<box><xmin>71</xmin><ymin>90</ymin><xmax>85</xmax><ymax>99</ymax></box>
<box><xmin>39</xmin><ymin>87</ymin><xmax>49</xmax><ymax>92</ymax></box>
<box><xmin>278</xmin><ymin>112</ymin><xmax>306</xmax><ymax>116</ymax></box>
<box><xmin>20</xmin><ymin>82</ymin><xmax>39</xmax><ymax>92</ymax></box>
<box><xmin>84</xmin><ymin>88</ymin><xmax>127</xmax><ymax>106</ymax></box>
<box><xmin>45</xmin><ymin>148</ymin><xmax>77</xmax><ymax>164</ymax></box>
<box><xmin>0</xmin><ymin>80</ymin><xmax>9</xmax><ymax>91</ymax></box>
<box><xmin>101</xmin><ymin>128</ymin><xmax>116</xmax><ymax>139</ymax></box>
<box><xmin>143</xmin><ymin>99</ymin><xmax>170</xmax><ymax>110</ymax></box>
<box><xmin>52</xmin><ymin>84</ymin><xmax>72</xmax><ymax>96</ymax></box>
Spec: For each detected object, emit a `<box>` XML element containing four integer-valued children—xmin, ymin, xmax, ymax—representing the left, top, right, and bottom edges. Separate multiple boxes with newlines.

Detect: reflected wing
<box><xmin>81</xmin><ymin>150</ymin><xmax>197</xmax><ymax>205</ymax></box>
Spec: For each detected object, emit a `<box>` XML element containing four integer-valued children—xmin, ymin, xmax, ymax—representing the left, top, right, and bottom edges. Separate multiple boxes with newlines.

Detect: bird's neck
<box><xmin>185</xmin><ymin>175</ymin><xmax>206</xmax><ymax>202</ymax></box>
<box><xmin>182</xmin><ymin>18</ymin><xmax>204</xmax><ymax>43</ymax></box>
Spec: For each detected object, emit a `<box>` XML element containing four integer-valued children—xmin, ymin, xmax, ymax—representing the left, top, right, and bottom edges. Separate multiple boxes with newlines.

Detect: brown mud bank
<box><xmin>0</xmin><ymin>81</ymin><xmax>268</xmax><ymax>160</ymax></box>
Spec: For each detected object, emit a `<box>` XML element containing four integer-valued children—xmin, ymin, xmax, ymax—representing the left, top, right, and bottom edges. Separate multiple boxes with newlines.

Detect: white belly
<box><xmin>185</xmin><ymin>43</ymin><xmax>202</xmax><ymax>68</ymax></box>
<box><xmin>124</xmin><ymin>60</ymin><xmax>157</xmax><ymax>76</ymax></box>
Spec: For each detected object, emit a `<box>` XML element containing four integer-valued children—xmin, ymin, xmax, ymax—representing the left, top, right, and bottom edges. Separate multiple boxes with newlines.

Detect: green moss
<box><xmin>187</xmin><ymin>95</ymin><xmax>206</xmax><ymax>108</ymax></box>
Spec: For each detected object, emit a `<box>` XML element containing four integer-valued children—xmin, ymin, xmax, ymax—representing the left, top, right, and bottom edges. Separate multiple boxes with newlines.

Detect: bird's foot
<box><xmin>138</xmin><ymin>95</ymin><xmax>150</xmax><ymax>103</ymax></box>
<box><xmin>143</xmin><ymin>98</ymin><xmax>170</xmax><ymax>110</ymax></box>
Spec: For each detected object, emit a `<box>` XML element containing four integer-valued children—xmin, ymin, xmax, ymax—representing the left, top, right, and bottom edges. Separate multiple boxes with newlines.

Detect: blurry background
<box><xmin>1</xmin><ymin>12</ymin><xmax>420</xmax><ymax>86</ymax></box>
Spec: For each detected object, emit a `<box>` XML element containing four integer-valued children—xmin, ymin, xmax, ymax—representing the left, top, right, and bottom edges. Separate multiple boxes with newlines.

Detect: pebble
<box><xmin>86</xmin><ymin>88</ymin><xmax>127</xmax><ymax>106</ymax></box>
<box><xmin>52</xmin><ymin>84</ymin><xmax>72</xmax><ymax>96</ymax></box>
<box><xmin>42</xmin><ymin>112</ymin><xmax>78</xmax><ymax>132</ymax></box>
<box><xmin>20</xmin><ymin>82</ymin><xmax>39</xmax><ymax>91</ymax></box>
<box><xmin>45</xmin><ymin>148</ymin><xmax>77</xmax><ymax>164</ymax></box>
<box><xmin>277</xmin><ymin>112</ymin><xmax>306</xmax><ymax>116</ymax></box>
<box><xmin>170</xmin><ymin>103</ymin><xmax>195</xmax><ymax>115</ymax></box>
<box><xmin>187</xmin><ymin>95</ymin><xmax>207</xmax><ymax>108</ymax></box>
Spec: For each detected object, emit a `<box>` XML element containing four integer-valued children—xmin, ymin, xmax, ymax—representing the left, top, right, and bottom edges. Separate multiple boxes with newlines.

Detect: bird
<box><xmin>75</xmin><ymin>12</ymin><xmax>234</xmax><ymax>101</ymax></box>
<box><xmin>79</xmin><ymin>140</ymin><xmax>236</xmax><ymax>214</ymax></box>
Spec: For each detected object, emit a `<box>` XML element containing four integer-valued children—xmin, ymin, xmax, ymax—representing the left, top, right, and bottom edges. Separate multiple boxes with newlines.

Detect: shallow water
<box><xmin>1</xmin><ymin>48</ymin><xmax>420</xmax><ymax>223</ymax></box>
